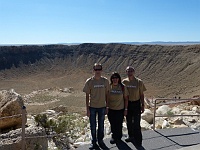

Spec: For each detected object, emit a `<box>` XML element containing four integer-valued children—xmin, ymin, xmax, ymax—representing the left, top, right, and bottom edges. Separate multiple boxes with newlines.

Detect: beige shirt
<box><xmin>83</xmin><ymin>76</ymin><xmax>110</xmax><ymax>108</ymax></box>
<box><xmin>108</xmin><ymin>84</ymin><xmax>129</xmax><ymax>110</ymax></box>
<box><xmin>122</xmin><ymin>77</ymin><xmax>146</xmax><ymax>101</ymax></box>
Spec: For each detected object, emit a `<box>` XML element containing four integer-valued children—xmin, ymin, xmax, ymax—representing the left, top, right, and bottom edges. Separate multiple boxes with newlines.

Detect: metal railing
<box><xmin>21</xmin><ymin>106</ymin><xmax>26</xmax><ymax>150</ymax></box>
<box><xmin>153</xmin><ymin>98</ymin><xmax>200</xmax><ymax>130</ymax></box>
<box><xmin>0</xmin><ymin>106</ymin><xmax>57</xmax><ymax>150</ymax></box>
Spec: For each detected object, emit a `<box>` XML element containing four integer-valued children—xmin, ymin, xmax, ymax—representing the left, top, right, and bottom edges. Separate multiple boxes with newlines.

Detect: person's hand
<box><xmin>141</xmin><ymin>105</ymin><xmax>144</xmax><ymax>114</ymax></box>
<box><xmin>105</xmin><ymin>107</ymin><xmax>109</xmax><ymax>115</ymax></box>
<box><xmin>124</xmin><ymin>109</ymin><xmax>127</xmax><ymax>116</ymax></box>
<box><xmin>87</xmin><ymin>109</ymin><xmax>90</xmax><ymax>117</ymax></box>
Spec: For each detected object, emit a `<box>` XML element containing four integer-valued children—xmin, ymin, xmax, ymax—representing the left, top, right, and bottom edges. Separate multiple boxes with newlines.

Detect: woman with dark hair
<box><xmin>108</xmin><ymin>72</ymin><xmax>129</xmax><ymax>144</ymax></box>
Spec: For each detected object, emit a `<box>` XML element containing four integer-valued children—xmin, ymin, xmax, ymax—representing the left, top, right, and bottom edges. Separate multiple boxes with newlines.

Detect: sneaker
<box><xmin>110</xmin><ymin>138</ymin><xmax>116</xmax><ymax>144</ymax></box>
<box><xmin>89</xmin><ymin>143</ymin><xmax>99</xmax><ymax>149</ymax></box>
<box><xmin>98</xmin><ymin>140</ymin><xmax>108</xmax><ymax>149</ymax></box>
<box><xmin>125</xmin><ymin>137</ymin><xmax>133</xmax><ymax>142</ymax></box>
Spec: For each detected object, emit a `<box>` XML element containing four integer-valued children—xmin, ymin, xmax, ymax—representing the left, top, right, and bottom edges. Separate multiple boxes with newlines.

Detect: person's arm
<box><xmin>105</xmin><ymin>90</ymin><xmax>109</xmax><ymax>114</ymax></box>
<box><xmin>139</xmin><ymin>80</ymin><xmax>146</xmax><ymax>114</ymax></box>
<box><xmin>124</xmin><ymin>95</ymin><xmax>128</xmax><ymax>116</ymax></box>
<box><xmin>105</xmin><ymin>80</ymin><xmax>110</xmax><ymax>114</ymax></box>
<box><xmin>140</xmin><ymin>93</ymin><xmax>145</xmax><ymax>113</ymax></box>
<box><xmin>86</xmin><ymin>93</ymin><xmax>90</xmax><ymax>117</ymax></box>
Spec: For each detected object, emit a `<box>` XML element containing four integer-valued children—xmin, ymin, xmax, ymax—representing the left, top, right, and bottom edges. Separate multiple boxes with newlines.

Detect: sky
<box><xmin>0</xmin><ymin>0</ymin><xmax>200</xmax><ymax>44</ymax></box>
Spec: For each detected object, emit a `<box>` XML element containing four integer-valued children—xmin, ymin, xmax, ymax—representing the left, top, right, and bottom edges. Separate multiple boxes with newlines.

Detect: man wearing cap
<box><xmin>83</xmin><ymin>63</ymin><xmax>110</xmax><ymax>149</ymax></box>
<box><xmin>122</xmin><ymin>66</ymin><xmax>147</xmax><ymax>147</ymax></box>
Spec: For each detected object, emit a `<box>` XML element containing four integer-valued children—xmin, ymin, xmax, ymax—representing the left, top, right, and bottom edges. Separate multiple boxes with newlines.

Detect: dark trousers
<box><xmin>108</xmin><ymin>109</ymin><xmax>124</xmax><ymax>140</ymax></box>
<box><xmin>89</xmin><ymin>107</ymin><xmax>106</xmax><ymax>144</ymax></box>
<box><xmin>126</xmin><ymin>100</ymin><xmax>142</xmax><ymax>146</ymax></box>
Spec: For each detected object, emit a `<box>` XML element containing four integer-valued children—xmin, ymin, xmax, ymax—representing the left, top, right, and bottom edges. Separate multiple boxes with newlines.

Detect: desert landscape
<box><xmin>0</xmin><ymin>43</ymin><xmax>200</xmax><ymax>149</ymax></box>
<box><xmin>0</xmin><ymin>43</ymin><xmax>199</xmax><ymax>114</ymax></box>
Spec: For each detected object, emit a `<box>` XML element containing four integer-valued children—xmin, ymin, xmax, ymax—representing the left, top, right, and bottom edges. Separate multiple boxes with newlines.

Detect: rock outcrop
<box><xmin>0</xmin><ymin>89</ymin><xmax>27</xmax><ymax>130</ymax></box>
<box><xmin>0</xmin><ymin>126</ymin><xmax>47</xmax><ymax>150</ymax></box>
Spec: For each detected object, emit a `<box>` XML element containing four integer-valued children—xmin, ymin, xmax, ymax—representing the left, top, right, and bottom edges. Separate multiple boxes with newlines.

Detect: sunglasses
<box><xmin>111</xmin><ymin>76</ymin><xmax>119</xmax><ymax>79</ymax></box>
<box><xmin>94</xmin><ymin>68</ymin><xmax>102</xmax><ymax>71</ymax></box>
<box><xmin>127</xmin><ymin>70</ymin><xmax>134</xmax><ymax>72</ymax></box>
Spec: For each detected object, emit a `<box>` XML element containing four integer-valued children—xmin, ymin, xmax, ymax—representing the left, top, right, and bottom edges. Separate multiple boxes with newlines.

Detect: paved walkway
<box><xmin>76</xmin><ymin>127</ymin><xmax>200</xmax><ymax>150</ymax></box>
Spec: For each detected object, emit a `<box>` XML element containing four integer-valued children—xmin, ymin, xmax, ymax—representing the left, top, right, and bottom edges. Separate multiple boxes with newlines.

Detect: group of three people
<box><xmin>83</xmin><ymin>63</ymin><xmax>147</xmax><ymax>149</ymax></box>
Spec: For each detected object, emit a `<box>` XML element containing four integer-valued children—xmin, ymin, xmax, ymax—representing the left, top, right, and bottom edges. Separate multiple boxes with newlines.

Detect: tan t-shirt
<box><xmin>108</xmin><ymin>84</ymin><xmax>129</xmax><ymax>110</ymax></box>
<box><xmin>122</xmin><ymin>77</ymin><xmax>146</xmax><ymax>101</ymax></box>
<box><xmin>83</xmin><ymin>76</ymin><xmax>110</xmax><ymax>108</ymax></box>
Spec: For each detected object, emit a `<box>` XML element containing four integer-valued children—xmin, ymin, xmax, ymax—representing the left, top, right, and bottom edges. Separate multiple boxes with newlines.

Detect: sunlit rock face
<box><xmin>0</xmin><ymin>89</ymin><xmax>27</xmax><ymax>130</ymax></box>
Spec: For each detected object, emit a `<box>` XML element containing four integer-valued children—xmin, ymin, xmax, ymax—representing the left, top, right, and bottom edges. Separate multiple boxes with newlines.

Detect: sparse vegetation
<box><xmin>167</xmin><ymin>110</ymin><xmax>174</xmax><ymax>116</ymax></box>
<box><xmin>34</xmin><ymin>113</ymin><xmax>89</xmax><ymax>138</ymax></box>
<box><xmin>34</xmin><ymin>113</ymin><xmax>89</xmax><ymax>149</ymax></box>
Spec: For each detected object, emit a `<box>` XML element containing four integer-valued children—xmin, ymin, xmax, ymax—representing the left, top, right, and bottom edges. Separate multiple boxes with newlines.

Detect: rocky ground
<box><xmin>24</xmin><ymin>89</ymin><xmax>199</xmax><ymax>149</ymax></box>
<box><xmin>22</xmin><ymin>87</ymin><xmax>199</xmax><ymax>149</ymax></box>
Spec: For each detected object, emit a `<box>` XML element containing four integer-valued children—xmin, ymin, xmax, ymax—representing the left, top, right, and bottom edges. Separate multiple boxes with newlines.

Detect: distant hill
<box><xmin>1</xmin><ymin>41</ymin><xmax>200</xmax><ymax>46</ymax></box>
<box><xmin>121</xmin><ymin>41</ymin><xmax>200</xmax><ymax>45</ymax></box>
<box><xmin>0</xmin><ymin>43</ymin><xmax>199</xmax><ymax>98</ymax></box>
<box><xmin>58</xmin><ymin>41</ymin><xmax>200</xmax><ymax>45</ymax></box>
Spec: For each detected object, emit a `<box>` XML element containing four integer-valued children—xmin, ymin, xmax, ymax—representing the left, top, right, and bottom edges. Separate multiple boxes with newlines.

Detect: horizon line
<box><xmin>1</xmin><ymin>41</ymin><xmax>200</xmax><ymax>46</ymax></box>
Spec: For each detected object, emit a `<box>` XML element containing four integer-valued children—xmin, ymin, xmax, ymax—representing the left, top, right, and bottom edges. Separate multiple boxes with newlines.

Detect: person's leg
<box><xmin>89</xmin><ymin>107</ymin><xmax>97</xmax><ymax>144</ymax></box>
<box><xmin>126</xmin><ymin>102</ymin><xmax>134</xmax><ymax>138</ymax></box>
<box><xmin>97</xmin><ymin>107</ymin><xmax>108</xmax><ymax>149</ymax></box>
<box><xmin>97</xmin><ymin>107</ymin><xmax>106</xmax><ymax>142</ymax></box>
<box><xmin>108</xmin><ymin>109</ymin><xmax>115</xmax><ymax>138</ymax></box>
<box><xmin>133</xmin><ymin>101</ymin><xmax>142</xmax><ymax>146</ymax></box>
<box><xmin>115</xmin><ymin>109</ymin><xmax>124</xmax><ymax>140</ymax></box>
<box><xmin>108</xmin><ymin>109</ymin><xmax>116</xmax><ymax>144</ymax></box>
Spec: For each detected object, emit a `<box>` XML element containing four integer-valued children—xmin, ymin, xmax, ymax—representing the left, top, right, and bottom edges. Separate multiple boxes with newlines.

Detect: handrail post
<box><xmin>153</xmin><ymin>99</ymin><xmax>157</xmax><ymax>130</ymax></box>
<box><xmin>152</xmin><ymin>98</ymin><xmax>200</xmax><ymax>131</ymax></box>
<box><xmin>22</xmin><ymin>106</ymin><xmax>26</xmax><ymax>150</ymax></box>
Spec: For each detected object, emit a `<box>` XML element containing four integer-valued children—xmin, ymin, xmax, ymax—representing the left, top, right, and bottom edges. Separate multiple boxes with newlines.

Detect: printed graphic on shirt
<box><xmin>126</xmin><ymin>85</ymin><xmax>136</xmax><ymax>88</ymax></box>
<box><xmin>94</xmin><ymin>85</ymin><xmax>105</xmax><ymax>88</ymax></box>
<box><xmin>110</xmin><ymin>89</ymin><xmax>123</xmax><ymax>94</ymax></box>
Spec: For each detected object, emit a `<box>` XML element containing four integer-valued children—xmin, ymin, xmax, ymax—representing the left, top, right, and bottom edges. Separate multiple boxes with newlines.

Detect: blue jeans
<box><xmin>89</xmin><ymin>107</ymin><xmax>106</xmax><ymax>143</ymax></box>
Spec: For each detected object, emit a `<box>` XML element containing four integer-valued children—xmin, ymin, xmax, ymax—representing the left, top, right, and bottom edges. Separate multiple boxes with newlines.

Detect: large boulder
<box><xmin>141</xmin><ymin>109</ymin><xmax>153</xmax><ymax>124</ymax></box>
<box><xmin>0</xmin><ymin>89</ymin><xmax>27</xmax><ymax>129</ymax></box>
<box><xmin>141</xmin><ymin>119</ymin><xmax>151</xmax><ymax>131</ymax></box>
<box><xmin>156</xmin><ymin>105</ymin><xmax>171</xmax><ymax>115</ymax></box>
<box><xmin>0</xmin><ymin>126</ymin><xmax>47</xmax><ymax>150</ymax></box>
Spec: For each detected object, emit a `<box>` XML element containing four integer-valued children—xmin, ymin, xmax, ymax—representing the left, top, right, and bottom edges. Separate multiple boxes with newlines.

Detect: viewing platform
<box><xmin>77</xmin><ymin>127</ymin><xmax>200</xmax><ymax>150</ymax></box>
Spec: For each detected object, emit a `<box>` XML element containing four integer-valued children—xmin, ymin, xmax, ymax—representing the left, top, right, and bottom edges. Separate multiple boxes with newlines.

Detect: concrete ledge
<box><xmin>76</xmin><ymin>127</ymin><xmax>200</xmax><ymax>150</ymax></box>
<box><xmin>177</xmin><ymin>144</ymin><xmax>200</xmax><ymax>150</ymax></box>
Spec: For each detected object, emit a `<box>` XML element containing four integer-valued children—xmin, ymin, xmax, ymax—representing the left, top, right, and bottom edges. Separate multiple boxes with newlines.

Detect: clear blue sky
<box><xmin>0</xmin><ymin>0</ymin><xmax>199</xmax><ymax>44</ymax></box>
